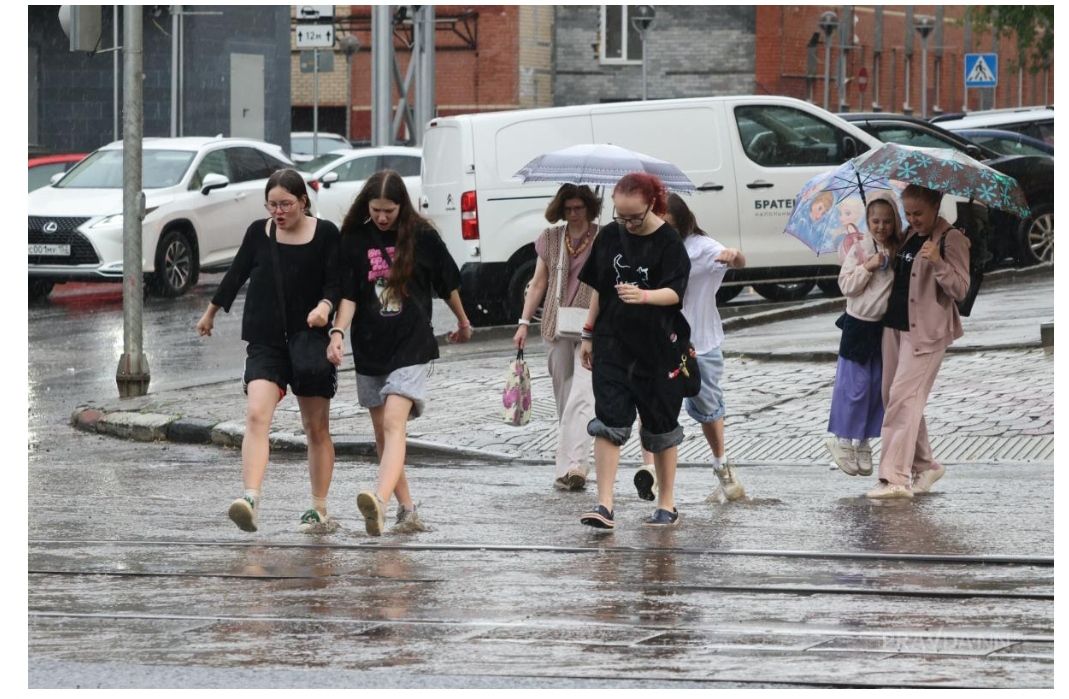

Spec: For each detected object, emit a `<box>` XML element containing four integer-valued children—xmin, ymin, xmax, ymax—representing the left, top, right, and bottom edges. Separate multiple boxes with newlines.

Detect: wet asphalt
<box><xmin>27</xmin><ymin>278</ymin><xmax>1053</xmax><ymax>688</ymax></box>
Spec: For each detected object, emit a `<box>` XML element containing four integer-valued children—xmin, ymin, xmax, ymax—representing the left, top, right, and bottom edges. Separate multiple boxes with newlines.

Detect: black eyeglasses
<box><xmin>611</xmin><ymin>205</ymin><xmax>650</xmax><ymax>225</ymax></box>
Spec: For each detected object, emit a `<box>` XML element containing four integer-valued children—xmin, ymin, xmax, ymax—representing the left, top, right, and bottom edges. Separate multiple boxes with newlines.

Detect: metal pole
<box><xmin>415</xmin><ymin>5</ymin><xmax>436</xmax><ymax>145</ymax></box>
<box><xmin>117</xmin><ymin>4</ymin><xmax>149</xmax><ymax>398</ymax></box>
<box><xmin>170</xmin><ymin>6</ymin><xmax>178</xmax><ymax>137</ymax></box>
<box><xmin>823</xmin><ymin>38</ymin><xmax>831</xmax><ymax>111</ymax></box>
<box><xmin>177</xmin><ymin>9</ymin><xmax>183</xmax><ymax>136</ymax></box>
<box><xmin>920</xmin><ymin>37</ymin><xmax>928</xmax><ymax>118</ymax></box>
<box><xmin>313</xmin><ymin>48</ymin><xmax>319</xmax><ymax>156</ymax></box>
<box><xmin>1018</xmin><ymin>65</ymin><xmax>1023</xmax><ymax>107</ymax></box>
<box><xmin>641</xmin><ymin>30</ymin><xmax>648</xmax><ymax>100</ymax></box>
<box><xmin>345</xmin><ymin>53</ymin><xmax>352</xmax><ymax>142</ymax></box>
<box><xmin>113</xmin><ymin>5</ymin><xmax>119</xmax><ymax>141</ymax></box>
<box><xmin>903</xmin><ymin>55</ymin><xmax>912</xmax><ymax>114</ymax></box>
<box><xmin>371</xmin><ymin>5</ymin><xmax>393</xmax><ymax>146</ymax></box>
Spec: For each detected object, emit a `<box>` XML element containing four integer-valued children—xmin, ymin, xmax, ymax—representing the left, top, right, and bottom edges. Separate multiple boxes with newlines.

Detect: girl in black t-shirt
<box><xmin>197</xmin><ymin>168</ymin><xmax>340</xmax><ymax>534</ymax></box>
<box><xmin>328</xmin><ymin>170</ymin><xmax>472</xmax><ymax>536</ymax></box>
<box><xmin>577</xmin><ymin>173</ymin><xmax>692</xmax><ymax>530</ymax></box>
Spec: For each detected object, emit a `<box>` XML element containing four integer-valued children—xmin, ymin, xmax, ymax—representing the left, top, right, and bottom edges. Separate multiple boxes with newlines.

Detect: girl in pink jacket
<box><xmin>866</xmin><ymin>184</ymin><xmax>970</xmax><ymax>499</ymax></box>
<box><xmin>826</xmin><ymin>193</ymin><xmax>902</xmax><ymax>477</ymax></box>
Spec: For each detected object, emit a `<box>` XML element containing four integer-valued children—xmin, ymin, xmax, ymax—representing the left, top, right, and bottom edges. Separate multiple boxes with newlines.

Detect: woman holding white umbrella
<box><xmin>513</xmin><ymin>184</ymin><xmax>602</xmax><ymax>491</ymax></box>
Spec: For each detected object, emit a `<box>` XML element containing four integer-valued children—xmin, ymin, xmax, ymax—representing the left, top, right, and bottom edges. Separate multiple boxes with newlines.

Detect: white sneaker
<box><xmin>357</xmin><ymin>491</ymin><xmax>386</xmax><ymax>537</ymax></box>
<box><xmin>855</xmin><ymin>443</ymin><xmax>874</xmax><ymax>476</ymax></box>
<box><xmin>825</xmin><ymin>437</ymin><xmax>859</xmax><ymax>476</ymax></box>
<box><xmin>912</xmin><ymin>464</ymin><xmax>946</xmax><ymax>494</ymax></box>
<box><xmin>228</xmin><ymin>496</ymin><xmax>258</xmax><ymax>532</ymax></box>
<box><xmin>392</xmin><ymin>506</ymin><xmax>428</xmax><ymax>534</ymax></box>
<box><xmin>708</xmin><ymin>463</ymin><xmax>747</xmax><ymax>503</ymax></box>
<box><xmin>866</xmin><ymin>481</ymin><xmax>913</xmax><ymax>499</ymax></box>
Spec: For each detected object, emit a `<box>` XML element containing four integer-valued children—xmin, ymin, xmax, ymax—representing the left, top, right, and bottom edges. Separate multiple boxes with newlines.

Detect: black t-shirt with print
<box><xmin>340</xmin><ymin>221</ymin><xmax>462</xmax><ymax>375</ymax></box>
<box><xmin>883</xmin><ymin>232</ymin><xmax>928</xmax><ymax>331</ymax></box>
<box><xmin>578</xmin><ymin>221</ymin><xmax>691</xmax><ymax>370</ymax></box>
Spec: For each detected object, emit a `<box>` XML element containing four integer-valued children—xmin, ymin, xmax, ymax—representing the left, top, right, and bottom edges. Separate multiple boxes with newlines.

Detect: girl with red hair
<box><xmin>576</xmin><ymin>172</ymin><xmax>692</xmax><ymax>529</ymax></box>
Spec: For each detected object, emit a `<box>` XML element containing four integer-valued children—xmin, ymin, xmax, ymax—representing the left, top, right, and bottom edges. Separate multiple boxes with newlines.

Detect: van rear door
<box><xmin>591</xmin><ymin>102</ymin><xmax>739</xmax><ymax>249</ymax></box>
<box><xmin>422</xmin><ymin>119</ymin><xmax>477</xmax><ymax>268</ymax></box>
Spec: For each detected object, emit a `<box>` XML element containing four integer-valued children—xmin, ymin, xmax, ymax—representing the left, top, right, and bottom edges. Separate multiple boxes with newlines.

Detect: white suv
<box><xmin>28</xmin><ymin>136</ymin><xmax>308</xmax><ymax>300</ymax></box>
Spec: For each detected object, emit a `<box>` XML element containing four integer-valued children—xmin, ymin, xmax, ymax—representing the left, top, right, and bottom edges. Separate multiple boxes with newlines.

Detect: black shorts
<box><xmin>588</xmin><ymin>346</ymin><xmax>684</xmax><ymax>453</ymax></box>
<box><xmin>243</xmin><ymin>343</ymin><xmax>337</xmax><ymax>399</ymax></box>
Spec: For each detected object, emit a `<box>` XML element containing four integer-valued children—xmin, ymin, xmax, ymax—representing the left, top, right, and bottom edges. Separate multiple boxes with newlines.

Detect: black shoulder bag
<box><xmin>615</xmin><ymin>224</ymin><xmax>701</xmax><ymax>397</ymax></box>
<box><xmin>266</xmin><ymin>221</ymin><xmax>336</xmax><ymax>388</ymax></box>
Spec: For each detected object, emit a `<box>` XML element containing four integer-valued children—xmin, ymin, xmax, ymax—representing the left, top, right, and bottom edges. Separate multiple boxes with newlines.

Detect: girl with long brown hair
<box><xmin>328</xmin><ymin>170</ymin><xmax>472</xmax><ymax>535</ymax></box>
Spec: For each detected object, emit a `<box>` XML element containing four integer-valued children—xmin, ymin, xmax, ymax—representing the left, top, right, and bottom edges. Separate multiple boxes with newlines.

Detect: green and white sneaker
<box><xmin>392</xmin><ymin>506</ymin><xmax>428</xmax><ymax>534</ymax></box>
<box><xmin>228</xmin><ymin>496</ymin><xmax>257</xmax><ymax>532</ymax></box>
<box><xmin>298</xmin><ymin>508</ymin><xmax>338</xmax><ymax>534</ymax></box>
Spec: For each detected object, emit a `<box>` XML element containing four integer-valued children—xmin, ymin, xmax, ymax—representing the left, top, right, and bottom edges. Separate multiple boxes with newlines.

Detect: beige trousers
<box><xmin>545</xmin><ymin>337</ymin><xmax>595</xmax><ymax>478</ymax></box>
<box><xmin>879</xmin><ymin>328</ymin><xmax>945</xmax><ymax>486</ymax></box>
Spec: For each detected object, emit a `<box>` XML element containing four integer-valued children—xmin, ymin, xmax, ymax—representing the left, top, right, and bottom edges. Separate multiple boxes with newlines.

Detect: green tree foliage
<box><xmin>969</xmin><ymin>6</ymin><xmax>1054</xmax><ymax>73</ymax></box>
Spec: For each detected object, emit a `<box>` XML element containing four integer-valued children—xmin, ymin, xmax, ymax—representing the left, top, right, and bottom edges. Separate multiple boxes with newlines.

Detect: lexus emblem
<box><xmin>43</xmin><ymin>221</ymin><xmax>59</xmax><ymax>233</ymax></box>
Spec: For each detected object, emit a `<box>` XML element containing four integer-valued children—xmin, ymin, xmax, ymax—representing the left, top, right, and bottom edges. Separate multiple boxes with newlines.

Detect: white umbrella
<box><xmin>513</xmin><ymin>143</ymin><xmax>695</xmax><ymax>193</ymax></box>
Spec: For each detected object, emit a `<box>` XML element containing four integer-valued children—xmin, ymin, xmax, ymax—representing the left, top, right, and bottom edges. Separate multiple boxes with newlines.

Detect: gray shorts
<box><xmin>356</xmin><ymin>364</ymin><xmax>430</xmax><ymax>418</ymax></box>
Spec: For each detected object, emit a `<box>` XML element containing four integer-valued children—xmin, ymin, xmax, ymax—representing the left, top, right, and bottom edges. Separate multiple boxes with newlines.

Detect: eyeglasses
<box><xmin>264</xmin><ymin>200</ymin><xmax>300</xmax><ymax>212</ymax></box>
<box><xmin>611</xmin><ymin>205</ymin><xmax>650</xmax><ymax>225</ymax></box>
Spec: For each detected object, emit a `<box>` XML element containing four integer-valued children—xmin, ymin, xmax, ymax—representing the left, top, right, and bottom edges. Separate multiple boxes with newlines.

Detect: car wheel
<box><xmin>151</xmin><ymin>229</ymin><xmax>199</xmax><ymax>297</ymax></box>
<box><xmin>1018</xmin><ymin>203</ymin><xmax>1053</xmax><ymax>265</ymax></box>
<box><xmin>29</xmin><ymin>279</ymin><xmax>54</xmax><ymax>302</ymax></box>
<box><xmin>816</xmin><ymin>278</ymin><xmax>843</xmax><ymax>297</ymax></box>
<box><xmin>715</xmin><ymin>285</ymin><xmax>743</xmax><ymax>305</ymax></box>
<box><xmin>508</xmin><ymin>258</ymin><xmax>543</xmax><ymax>323</ymax></box>
<box><xmin>753</xmin><ymin>280</ymin><xmax>815</xmax><ymax>302</ymax></box>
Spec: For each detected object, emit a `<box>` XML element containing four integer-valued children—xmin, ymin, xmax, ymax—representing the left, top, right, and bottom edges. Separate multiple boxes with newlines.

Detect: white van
<box><xmin>420</xmin><ymin>96</ymin><xmax>887</xmax><ymax>325</ymax></box>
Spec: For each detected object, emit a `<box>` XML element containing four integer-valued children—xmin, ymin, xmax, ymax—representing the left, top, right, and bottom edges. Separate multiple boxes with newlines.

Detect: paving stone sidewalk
<box><xmin>73</xmin><ymin>342</ymin><xmax>1053</xmax><ymax>466</ymax></box>
<box><xmin>71</xmin><ymin>267</ymin><xmax>1053</xmax><ymax>467</ymax></box>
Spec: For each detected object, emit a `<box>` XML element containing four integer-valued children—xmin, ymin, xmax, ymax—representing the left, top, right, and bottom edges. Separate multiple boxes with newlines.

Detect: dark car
<box><xmin>954</xmin><ymin>128</ymin><xmax>1054</xmax><ymax>157</ymax></box>
<box><xmin>841</xmin><ymin>113</ymin><xmax>1053</xmax><ymax>265</ymax></box>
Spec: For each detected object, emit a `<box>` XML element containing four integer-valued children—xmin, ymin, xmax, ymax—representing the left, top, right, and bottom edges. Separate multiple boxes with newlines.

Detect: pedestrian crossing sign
<box><xmin>964</xmin><ymin>53</ymin><xmax>998</xmax><ymax>88</ymax></box>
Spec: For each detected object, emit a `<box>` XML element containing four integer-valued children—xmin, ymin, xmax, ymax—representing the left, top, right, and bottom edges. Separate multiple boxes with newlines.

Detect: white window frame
<box><xmin>600</xmin><ymin>5</ymin><xmax>644</xmax><ymax>65</ymax></box>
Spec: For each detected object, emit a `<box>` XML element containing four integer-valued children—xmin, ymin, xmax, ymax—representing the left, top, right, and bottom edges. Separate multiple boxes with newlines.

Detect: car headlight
<box><xmin>90</xmin><ymin>213</ymin><xmax>123</xmax><ymax>229</ymax></box>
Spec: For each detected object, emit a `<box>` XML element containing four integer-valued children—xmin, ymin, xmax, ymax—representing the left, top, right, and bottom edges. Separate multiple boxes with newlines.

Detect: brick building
<box><xmin>755</xmin><ymin>6</ymin><xmax>1054</xmax><ymax>116</ymax></box>
<box><xmin>290</xmin><ymin>5</ymin><xmax>1053</xmax><ymax>145</ymax></box>
<box><xmin>290</xmin><ymin>5</ymin><xmax>555</xmax><ymax>144</ymax></box>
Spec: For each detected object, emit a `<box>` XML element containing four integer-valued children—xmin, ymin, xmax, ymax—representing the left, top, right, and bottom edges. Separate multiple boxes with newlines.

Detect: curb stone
<box><xmin>166</xmin><ymin>418</ymin><xmax>216</xmax><ymax>444</ymax></box>
<box><xmin>96</xmin><ymin>411</ymin><xmax>174</xmax><ymax>442</ymax></box>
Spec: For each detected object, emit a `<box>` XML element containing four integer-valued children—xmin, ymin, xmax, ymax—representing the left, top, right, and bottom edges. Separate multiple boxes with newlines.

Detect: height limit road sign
<box><xmin>296</xmin><ymin>24</ymin><xmax>335</xmax><ymax>49</ymax></box>
<box><xmin>964</xmin><ymin>53</ymin><xmax>998</xmax><ymax>88</ymax></box>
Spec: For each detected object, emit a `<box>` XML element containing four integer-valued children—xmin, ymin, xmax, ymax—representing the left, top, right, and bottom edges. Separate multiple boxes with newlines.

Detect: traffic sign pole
<box><xmin>313</xmin><ymin>48</ymin><xmax>319</xmax><ymax>157</ymax></box>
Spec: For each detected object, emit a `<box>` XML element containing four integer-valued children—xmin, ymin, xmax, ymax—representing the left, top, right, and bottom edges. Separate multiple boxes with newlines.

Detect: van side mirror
<box><xmin>201</xmin><ymin>173</ymin><xmax>229</xmax><ymax>195</ymax></box>
<box><xmin>842</xmin><ymin>136</ymin><xmax>859</xmax><ymax>159</ymax></box>
<box><xmin>321</xmin><ymin>171</ymin><xmax>339</xmax><ymax>189</ymax></box>
<box><xmin>964</xmin><ymin>144</ymin><xmax>983</xmax><ymax>159</ymax></box>
<box><xmin>50</xmin><ymin>172</ymin><xmax>65</xmax><ymax>186</ymax></box>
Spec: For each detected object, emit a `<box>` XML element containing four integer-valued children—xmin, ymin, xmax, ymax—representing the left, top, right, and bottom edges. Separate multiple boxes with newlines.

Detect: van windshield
<box><xmin>56</xmin><ymin>150</ymin><xmax>196</xmax><ymax>189</ymax></box>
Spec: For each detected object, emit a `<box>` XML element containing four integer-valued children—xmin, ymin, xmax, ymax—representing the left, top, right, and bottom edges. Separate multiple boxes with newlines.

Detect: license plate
<box><xmin>28</xmin><ymin>244</ymin><xmax>71</xmax><ymax>256</ymax></box>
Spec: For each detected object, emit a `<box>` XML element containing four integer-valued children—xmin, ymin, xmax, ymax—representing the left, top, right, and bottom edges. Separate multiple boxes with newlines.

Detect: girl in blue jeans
<box><xmin>636</xmin><ymin>193</ymin><xmax>748</xmax><ymax>503</ymax></box>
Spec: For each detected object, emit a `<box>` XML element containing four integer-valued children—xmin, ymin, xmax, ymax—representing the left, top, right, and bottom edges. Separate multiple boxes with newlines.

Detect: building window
<box><xmin>601</xmin><ymin>5</ymin><xmax>644</xmax><ymax>65</ymax></box>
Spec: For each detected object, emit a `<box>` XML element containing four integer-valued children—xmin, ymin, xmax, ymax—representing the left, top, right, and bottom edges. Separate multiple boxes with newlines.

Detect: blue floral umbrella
<box><xmin>784</xmin><ymin>159</ymin><xmax>898</xmax><ymax>256</ymax></box>
<box><xmin>854</xmin><ymin>142</ymin><xmax>1031</xmax><ymax>218</ymax></box>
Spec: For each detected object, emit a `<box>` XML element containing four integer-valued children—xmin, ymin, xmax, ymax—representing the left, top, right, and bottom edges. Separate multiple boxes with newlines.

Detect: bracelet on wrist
<box><xmin>320</xmin><ymin>298</ymin><xmax>334</xmax><ymax>312</ymax></box>
<box><xmin>517</xmin><ymin>318</ymin><xmax>531</xmax><ymax>326</ymax></box>
<box><xmin>329</xmin><ymin>328</ymin><xmax>345</xmax><ymax>339</ymax></box>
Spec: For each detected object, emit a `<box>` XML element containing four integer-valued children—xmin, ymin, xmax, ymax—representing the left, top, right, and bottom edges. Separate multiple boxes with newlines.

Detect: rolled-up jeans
<box><xmin>546</xmin><ymin>337</ymin><xmax>595</xmax><ymax>478</ymax></box>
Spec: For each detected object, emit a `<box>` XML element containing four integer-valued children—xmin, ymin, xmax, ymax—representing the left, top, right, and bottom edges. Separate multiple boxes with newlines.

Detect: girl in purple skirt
<box><xmin>825</xmin><ymin>192</ymin><xmax>903</xmax><ymax>476</ymax></box>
